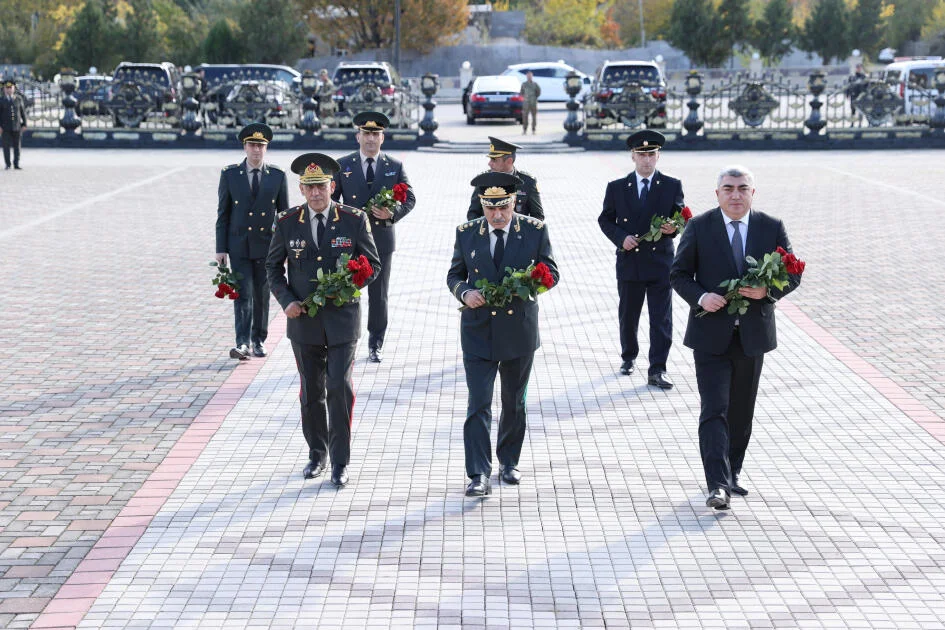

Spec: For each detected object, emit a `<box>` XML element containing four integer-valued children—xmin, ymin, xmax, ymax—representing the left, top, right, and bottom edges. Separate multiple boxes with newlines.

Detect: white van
<box><xmin>882</xmin><ymin>58</ymin><xmax>945</xmax><ymax>116</ymax></box>
<box><xmin>501</xmin><ymin>62</ymin><xmax>591</xmax><ymax>102</ymax></box>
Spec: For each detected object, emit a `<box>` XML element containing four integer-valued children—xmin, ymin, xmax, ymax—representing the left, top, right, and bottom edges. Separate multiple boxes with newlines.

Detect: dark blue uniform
<box><xmin>447</xmin><ymin>214</ymin><xmax>559</xmax><ymax>480</ymax></box>
<box><xmin>0</xmin><ymin>90</ymin><xmax>27</xmax><ymax>169</ymax></box>
<box><xmin>216</xmin><ymin>160</ymin><xmax>289</xmax><ymax>349</ymax></box>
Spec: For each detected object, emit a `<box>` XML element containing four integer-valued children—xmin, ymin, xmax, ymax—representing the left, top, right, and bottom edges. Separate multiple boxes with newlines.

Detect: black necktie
<box><xmin>316</xmin><ymin>213</ymin><xmax>326</xmax><ymax>248</ymax></box>
<box><xmin>640</xmin><ymin>177</ymin><xmax>649</xmax><ymax>205</ymax></box>
<box><xmin>493</xmin><ymin>229</ymin><xmax>505</xmax><ymax>270</ymax></box>
<box><xmin>365</xmin><ymin>157</ymin><xmax>375</xmax><ymax>185</ymax></box>
<box><xmin>251</xmin><ymin>168</ymin><xmax>259</xmax><ymax>199</ymax></box>
<box><xmin>731</xmin><ymin>220</ymin><xmax>745</xmax><ymax>275</ymax></box>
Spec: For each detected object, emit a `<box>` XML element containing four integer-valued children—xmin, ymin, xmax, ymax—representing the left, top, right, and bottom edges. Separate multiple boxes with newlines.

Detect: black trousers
<box><xmin>291</xmin><ymin>340</ymin><xmax>357</xmax><ymax>466</ymax></box>
<box><xmin>2</xmin><ymin>130</ymin><xmax>21</xmax><ymax>167</ymax></box>
<box><xmin>367</xmin><ymin>249</ymin><xmax>392</xmax><ymax>349</ymax></box>
<box><xmin>618</xmin><ymin>278</ymin><xmax>672</xmax><ymax>374</ymax></box>
<box><xmin>229</xmin><ymin>255</ymin><xmax>269</xmax><ymax>347</ymax></box>
<box><xmin>694</xmin><ymin>330</ymin><xmax>764</xmax><ymax>492</ymax></box>
<box><xmin>463</xmin><ymin>352</ymin><xmax>534</xmax><ymax>478</ymax></box>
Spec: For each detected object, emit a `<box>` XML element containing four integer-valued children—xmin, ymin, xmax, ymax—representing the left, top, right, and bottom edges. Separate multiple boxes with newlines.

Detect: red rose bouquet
<box><xmin>698</xmin><ymin>246</ymin><xmax>806</xmax><ymax>317</ymax></box>
<box><xmin>210</xmin><ymin>261</ymin><xmax>243</xmax><ymax>300</ymax></box>
<box><xmin>367</xmin><ymin>182</ymin><xmax>409</xmax><ymax>211</ymax></box>
<box><xmin>472</xmin><ymin>262</ymin><xmax>555</xmax><ymax>308</ymax></box>
<box><xmin>302</xmin><ymin>253</ymin><xmax>374</xmax><ymax>317</ymax></box>
<box><xmin>640</xmin><ymin>205</ymin><xmax>693</xmax><ymax>243</ymax></box>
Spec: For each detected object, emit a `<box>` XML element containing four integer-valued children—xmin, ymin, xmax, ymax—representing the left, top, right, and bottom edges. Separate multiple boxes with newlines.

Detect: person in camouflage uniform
<box><xmin>520</xmin><ymin>71</ymin><xmax>541</xmax><ymax>134</ymax></box>
<box><xmin>316</xmin><ymin>69</ymin><xmax>336</xmax><ymax>118</ymax></box>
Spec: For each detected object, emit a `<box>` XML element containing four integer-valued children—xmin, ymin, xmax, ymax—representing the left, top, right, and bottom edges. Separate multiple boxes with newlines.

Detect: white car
<box><xmin>501</xmin><ymin>62</ymin><xmax>592</xmax><ymax>102</ymax></box>
<box><xmin>882</xmin><ymin>58</ymin><xmax>945</xmax><ymax>116</ymax></box>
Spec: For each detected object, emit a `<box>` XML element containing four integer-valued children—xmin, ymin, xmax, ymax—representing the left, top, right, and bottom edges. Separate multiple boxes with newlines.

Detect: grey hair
<box><xmin>716</xmin><ymin>165</ymin><xmax>755</xmax><ymax>188</ymax></box>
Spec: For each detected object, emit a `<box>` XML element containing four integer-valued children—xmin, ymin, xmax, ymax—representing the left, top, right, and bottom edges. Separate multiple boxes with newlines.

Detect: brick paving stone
<box><xmin>1</xmin><ymin>148</ymin><xmax>945</xmax><ymax>627</ymax></box>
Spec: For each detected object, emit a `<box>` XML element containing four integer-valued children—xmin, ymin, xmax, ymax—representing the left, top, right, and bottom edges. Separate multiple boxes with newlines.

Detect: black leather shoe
<box><xmin>730</xmin><ymin>479</ymin><xmax>748</xmax><ymax>496</ymax></box>
<box><xmin>647</xmin><ymin>372</ymin><xmax>674</xmax><ymax>390</ymax></box>
<box><xmin>331</xmin><ymin>465</ymin><xmax>348</xmax><ymax>487</ymax></box>
<box><xmin>465</xmin><ymin>475</ymin><xmax>491</xmax><ymax>496</ymax></box>
<box><xmin>368</xmin><ymin>348</ymin><xmax>382</xmax><ymax>363</ymax></box>
<box><xmin>13</xmin><ymin>165</ymin><xmax>21</xmax><ymax>170</ymax></box>
<box><xmin>706</xmin><ymin>488</ymin><xmax>730</xmax><ymax>510</ymax></box>
<box><xmin>229</xmin><ymin>345</ymin><xmax>250</xmax><ymax>360</ymax></box>
<box><xmin>303</xmin><ymin>460</ymin><xmax>326</xmax><ymax>479</ymax></box>
<box><xmin>500</xmin><ymin>465</ymin><xmax>521</xmax><ymax>485</ymax></box>
<box><xmin>619</xmin><ymin>360</ymin><xmax>635</xmax><ymax>375</ymax></box>
<box><xmin>252</xmin><ymin>342</ymin><xmax>267</xmax><ymax>357</ymax></box>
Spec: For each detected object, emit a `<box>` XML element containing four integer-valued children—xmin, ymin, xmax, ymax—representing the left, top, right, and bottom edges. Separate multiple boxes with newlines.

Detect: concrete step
<box><xmin>419</xmin><ymin>140</ymin><xmax>583</xmax><ymax>153</ymax></box>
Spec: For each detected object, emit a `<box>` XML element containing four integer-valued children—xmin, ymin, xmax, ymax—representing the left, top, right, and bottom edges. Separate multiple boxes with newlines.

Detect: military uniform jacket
<box><xmin>598</xmin><ymin>169</ymin><xmax>684</xmax><ymax>282</ymax></box>
<box><xmin>0</xmin><ymin>94</ymin><xmax>27</xmax><ymax>132</ymax></box>
<box><xmin>670</xmin><ymin>207</ymin><xmax>801</xmax><ymax>357</ymax></box>
<box><xmin>467</xmin><ymin>169</ymin><xmax>544</xmax><ymax>221</ymax></box>
<box><xmin>331</xmin><ymin>151</ymin><xmax>416</xmax><ymax>257</ymax></box>
<box><xmin>520</xmin><ymin>81</ymin><xmax>541</xmax><ymax>105</ymax></box>
<box><xmin>266</xmin><ymin>202</ymin><xmax>382</xmax><ymax>346</ymax></box>
<box><xmin>447</xmin><ymin>215</ymin><xmax>560</xmax><ymax>362</ymax></box>
<box><xmin>216</xmin><ymin>160</ymin><xmax>289</xmax><ymax>259</ymax></box>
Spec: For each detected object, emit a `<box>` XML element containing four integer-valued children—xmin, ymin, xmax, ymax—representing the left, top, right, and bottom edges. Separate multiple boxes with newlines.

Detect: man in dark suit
<box><xmin>447</xmin><ymin>172</ymin><xmax>560</xmax><ymax>497</ymax></box>
<box><xmin>467</xmin><ymin>137</ymin><xmax>544</xmax><ymax>221</ymax></box>
<box><xmin>670</xmin><ymin>165</ymin><xmax>801</xmax><ymax>510</ymax></box>
<box><xmin>0</xmin><ymin>78</ymin><xmax>28</xmax><ymax>170</ymax></box>
<box><xmin>267</xmin><ymin>153</ymin><xmax>381</xmax><ymax>487</ymax></box>
<box><xmin>331</xmin><ymin>111</ymin><xmax>416</xmax><ymax>363</ymax></box>
<box><xmin>215</xmin><ymin>123</ymin><xmax>289</xmax><ymax>360</ymax></box>
<box><xmin>598</xmin><ymin>130</ymin><xmax>684</xmax><ymax>389</ymax></box>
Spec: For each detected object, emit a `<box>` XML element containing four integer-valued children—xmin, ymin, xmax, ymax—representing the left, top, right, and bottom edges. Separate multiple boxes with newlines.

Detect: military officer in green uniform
<box><xmin>520</xmin><ymin>71</ymin><xmax>541</xmax><ymax>134</ymax></box>
<box><xmin>316</xmin><ymin>69</ymin><xmax>335</xmax><ymax>117</ymax></box>
<box><xmin>448</xmin><ymin>172</ymin><xmax>560</xmax><ymax>497</ymax></box>
<box><xmin>467</xmin><ymin>137</ymin><xmax>544</xmax><ymax>221</ymax></box>
<box><xmin>1</xmin><ymin>78</ymin><xmax>28</xmax><ymax>170</ymax></box>
<box><xmin>215</xmin><ymin>123</ymin><xmax>289</xmax><ymax>360</ymax></box>
<box><xmin>267</xmin><ymin>153</ymin><xmax>381</xmax><ymax>487</ymax></box>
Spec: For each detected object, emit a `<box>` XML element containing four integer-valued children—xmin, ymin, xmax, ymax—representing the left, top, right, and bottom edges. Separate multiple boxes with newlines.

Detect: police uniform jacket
<box><xmin>216</xmin><ymin>160</ymin><xmax>289</xmax><ymax>259</ymax></box>
<box><xmin>598</xmin><ymin>169</ymin><xmax>684</xmax><ymax>282</ymax></box>
<box><xmin>331</xmin><ymin>151</ymin><xmax>416</xmax><ymax>257</ymax></box>
<box><xmin>447</xmin><ymin>215</ymin><xmax>559</xmax><ymax>362</ymax></box>
<box><xmin>266</xmin><ymin>202</ymin><xmax>381</xmax><ymax>346</ymax></box>
<box><xmin>670</xmin><ymin>207</ymin><xmax>801</xmax><ymax>357</ymax></box>
<box><xmin>467</xmin><ymin>169</ymin><xmax>544</xmax><ymax>221</ymax></box>
<box><xmin>0</xmin><ymin>93</ymin><xmax>27</xmax><ymax>132</ymax></box>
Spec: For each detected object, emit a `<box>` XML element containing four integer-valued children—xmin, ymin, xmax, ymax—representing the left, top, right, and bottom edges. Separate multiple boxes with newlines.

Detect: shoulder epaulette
<box><xmin>278</xmin><ymin>205</ymin><xmax>303</xmax><ymax>221</ymax></box>
<box><xmin>336</xmin><ymin>203</ymin><xmax>364</xmax><ymax>217</ymax></box>
<box><xmin>523</xmin><ymin>216</ymin><xmax>545</xmax><ymax>230</ymax></box>
<box><xmin>457</xmin><ymin>216</ymin><xmax>485</xmax><ymax>233</ymax></box>
<box><xmin>267</xmin><ymin>164</ymin><xmax>284</xmax><ymax>173</ymax></box>
<box><xmin>222</xmin><ymin>163</ymin><xmax>240</xmax><ymax>172</ymax></box>
<box><xmin>517</xmin><ymin>169</ymin><xmax>535</xmax><ymax>179</ymax></box>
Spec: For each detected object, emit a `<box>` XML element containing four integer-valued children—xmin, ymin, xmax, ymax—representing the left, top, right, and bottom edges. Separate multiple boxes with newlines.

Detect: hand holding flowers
<box><xmin>367</xmin><ymin>183</ymin><xmax>409</xmax><ymax>220</ymax></box>
<box><xmin>210</xmin><ymin>261</ymin><xmax>243</xmax><ymax>300</ymax></box>
<box><xmin>697</xmin><ymin>246</ymin><xmax>806</xmax><ymax>317</ymax></box>
<box><xmin>639</xmin><ymin>205</ymin><xmax>692</xmax><ymax>244</ymax></box>
<box><xmin>468</xmin><ymin>263</ymin><xmax>555</xmax><ymax>309</ymax></box>
<box><xmin>302</xmin><ymin>254</ymin><xmax>374</xmax><ymax>317</ymax></box>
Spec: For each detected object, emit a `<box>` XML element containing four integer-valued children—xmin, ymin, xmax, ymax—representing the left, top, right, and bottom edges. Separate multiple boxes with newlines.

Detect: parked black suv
<box><xmin>196</xmin><ymin>64</ymin><xmax>302</xmax><ymax>123</ymax></box>
<box><xmin>591</xmin><ymin>60</ymin><xmax>667</xmax><ymax>127</ymax></box>
<box><xmin>108</xmin><ymin>62</ymin><xmax>181</xmax><ymax>128</ymax></box>
<box><xmin>330</xmin><ymin>61</ymin><xmax>406</xmax><ymax>118</ymax></box>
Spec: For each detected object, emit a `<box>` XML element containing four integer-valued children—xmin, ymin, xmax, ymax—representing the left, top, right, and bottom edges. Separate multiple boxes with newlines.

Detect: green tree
<box><xmin>58</xmin><ymin>0</ymin><xmax>121</xmax><ymax>73</ymax></box>
<box><xmin>884</xmin><ymin>0</ymin><xmax>937</xmax><ymax>50</ymax></box>
<box><xmin>801</xmin><ymin>0</ymin><xmax>850</xmax><ymax>65</ymax></box>
<box><xmin>752</xmin><ymin>0</ymin><xmax>795</xmax><ymax>66</ymax></box>
<box><xmin>522</xmin><ymin>0</ymin><xmax>607</xmax><ymax>47</ymax></box>
<box><xmin>667</xmin><ymin>0</ymin><xmax>728</xmax><ymax>67</ymax></box>
<box><xmin>238</xmin><ymin>0</ymin><xmax>306</xmax><ymax>64</ymax></box>
<box><xmin>847</xmin><ymin>0</ymin><xmax>884</xmax><ymax>59</ymax></box>
<box><xmin>122</xmin><ymin>0</ymin><xmax>162</xmax><ymax>61</ymax></box>
<box><xmin>718</xmin><ymin>0</ymin><xmax>753</xmax><ymax>61</ymax></box>
<box><xmin>201</xmin><ymin>18</ymin><xmax>243</xmax><ymax>63</ymax></box>
<box><xmin>610</xmin><ymin>0</ymin><xmax>674</xmax><ymax>47</ymax></box>
<box><xmin>154</xmin><ymin>0</ymin><xmax>208</xmax><ymax>65</ymax></box>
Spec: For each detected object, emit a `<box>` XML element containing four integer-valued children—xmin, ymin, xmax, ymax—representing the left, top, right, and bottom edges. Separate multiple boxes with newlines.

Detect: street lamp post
<box><xmin>638</xmin><ymin>0</ymin><xmax>646</xmax><ymax>48</ymax></box>
<box><xmin>393</xmin><ymin>0</ymin><xmax>401</xmax><ymax>72</ymax></box>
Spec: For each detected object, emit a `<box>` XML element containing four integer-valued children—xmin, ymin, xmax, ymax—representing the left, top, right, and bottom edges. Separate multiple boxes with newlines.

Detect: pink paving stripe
<box><xmin>780</xmin><ymin>301</ymin><xmax>945</xmax><ymax>443</ymax></box>
<box><xmin>30</xmin><ymin>314</ymin><xmax>287</xmax><ymax>630</ymax></box>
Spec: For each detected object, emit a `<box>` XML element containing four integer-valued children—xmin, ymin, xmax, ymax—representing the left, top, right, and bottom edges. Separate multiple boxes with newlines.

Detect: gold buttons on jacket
<box><xmin>473</xmin><ymin>268</ymin><xmax>479</xmax><ymax>273</ymax></box>
<box><xmin>623</xmin><ymin>218</ymin><xmax>627</xmax><ymax>222</ymax></box>
<box><xmin>507</xmin><ymin>309</ymin><xmax>513</xmax><ymax>315</ymax></box>
<box><xmin>491</xmin><ymin>311</ymin><xmax>497</xmax><ymax>316</ymax></box>
<box><xmin>249</xmin><ymin>212</ymin><xmax>253</xmax><ymax>216</ymax></box>
<box><xmin>235</xmin><ymin>200</ymin><xmax>239</xmax><ymax>205</ymax></box>
<box><xmin>317</xmin><ymin>256</ymin><xmax>323</xmax><ymax>261</ymax></box>
<box><xmin>247</xmin><ymin>227</ymin><xmax>252</xmax><ymax>231</ymax></box>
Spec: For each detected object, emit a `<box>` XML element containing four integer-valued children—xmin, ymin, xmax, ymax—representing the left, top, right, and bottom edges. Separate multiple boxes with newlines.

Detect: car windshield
<box><xmin>333</xmin><ymin>68</ymin><xmax>391</xmax><ymax>86</ymax></box>
<box><xmin>600</xmin><ymin>65</ymin><xmax>661</xmax><ymax>86</ymax></box>
<box><xmin>473</xmin><ymin>76</ymin><xmax>521</xmax><ymax>93</ymax></box>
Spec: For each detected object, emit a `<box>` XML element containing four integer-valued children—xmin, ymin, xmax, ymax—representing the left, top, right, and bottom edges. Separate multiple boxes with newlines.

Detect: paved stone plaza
<box><xmin>2</xmin><ymin>147</ymin><xmax>945</xmax><ymax>629</ymax></box>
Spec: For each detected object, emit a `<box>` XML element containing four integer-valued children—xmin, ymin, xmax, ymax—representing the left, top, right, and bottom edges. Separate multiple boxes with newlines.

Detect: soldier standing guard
<box><xmin>316</xmin><ymin>69</ymin><xmax>336</xmax><ymax>118</ymax></box>
<box><xmin>0</xmin><ymin>78</ymin><xmax>28</xmax><ymax>170</ymax></box>
<box><xmin>520</xmin><ymin>71</ymin><xmax>541</xmax><ymax>134</ymax></box>
<box><xmin>266</xmin><ymin>153</ymin><xmax>381</xmax><ymax>487</ymax></box>
<box><xmin>467</xmin><ymin>137</ymin><xmax>544</xmax><ymax>221</ymax></box>
<box><xmin>331</xmin><ymin>111</ymin><xmax>416</xmax><ymax>363</ymax></box>
<box><xmin>215</xmin><ymin>123</ymin><xmax>289</xmax><ymax>360</ymax></box>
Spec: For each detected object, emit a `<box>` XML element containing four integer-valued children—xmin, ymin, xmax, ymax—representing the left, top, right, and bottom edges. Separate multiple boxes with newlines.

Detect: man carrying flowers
<box><xmin>670</xmin><ymin>165</ymin><xmax>803</xmax><ymax>511</ymax></box>
<box><xmin>447</xmin><ymin>172</ymin><xmax>560</xmax><ymax>497</ymax></box>
<box><xmin>267</xmin><ymin>153</ymin><xmax>381</xmax><ymax>488</ymax></box>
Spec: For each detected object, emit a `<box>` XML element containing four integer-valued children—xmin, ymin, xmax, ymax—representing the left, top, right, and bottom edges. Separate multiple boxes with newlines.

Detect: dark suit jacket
<box><xmin>670</xmin><ymin>207</ymin><xmax>801</xmax><ymax>356</ymax></box>
<box><xmin>447</xmin><ymin>215</ymin><xmax>559</xmax><ymax>362</ymax></box>
<box><xmin>216</xmin><ymin>159</ymin><xmax>289</xmax><ymax>259</ymax></box>
<box><xmin>598</xmin><ymin>170</ymin><xmax>684</xmax><ymax>282</ymax></box>
<box><xmin>0</xmin><ymin>94</ymin><xmax>27</xmax><ymax>132</ymax></box>
<box><xmin>331</xmin><ymin>151</ymin><xmax>416</xmax><ymax>256</ymax></box>
<box><xmin>266</xmin><ymin>202</ymin><xmax>381</xmax><ymax>346</ymax></box>
<box><xmin>467</xmin><ymin>169</ymin><xmax>544</xmax><ymax>221</ymax></box>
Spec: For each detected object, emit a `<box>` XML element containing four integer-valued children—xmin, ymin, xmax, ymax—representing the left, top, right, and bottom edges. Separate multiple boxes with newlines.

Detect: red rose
<box><xmin>541</xmin><ymin>272</ymin><xmax>554</xmax><ymax>289</ymax></box>
<box><xmin>392</xmin><ymin>183</ymin><xmax>408</xmax><ymax>203</ymax></box>
<box><xmin>215</xmin><ymin>289</ymin><xmax>225</xmax><ymax>299</ymax></box>
<box><xmin>786</xmin><ymin>259</ymin><xmax>806</xmax><ymax>275</ymax></box>
<box><xmin>347</xmin><ymin>259</ymin><xmax>360</xmax><ymax>273</ymax></box>
<box><xmin>532</xmin><ymin>262</ymin><xmax>550</xmax><ymax>278</ymax></box>
<box><xmin>229</xmin><ymin>292</ymin><xmax>239</xmax><ymax>299</ymax></box>
<box><xmin>775</xmin><ymin>246</ymin><xmax>789</xmax><ymax>257</ymax></box>
<box><xmin>681</xmin><ymin>206</ymin><xmax>692</xmax><ymax>222</ymax></box>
